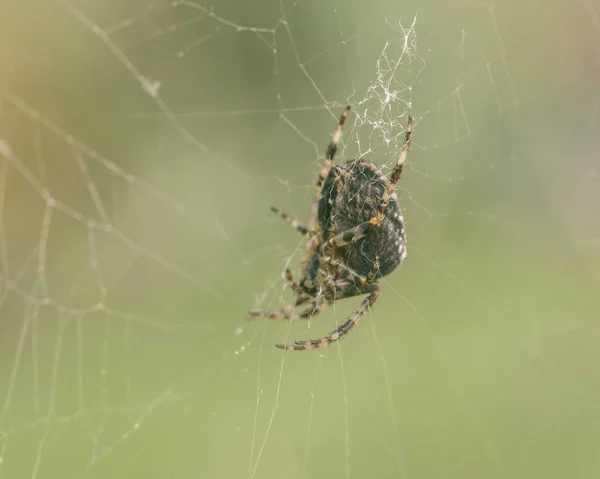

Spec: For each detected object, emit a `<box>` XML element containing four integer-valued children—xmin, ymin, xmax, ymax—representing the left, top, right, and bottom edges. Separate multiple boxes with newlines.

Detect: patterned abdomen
<box><xmin>318</xmin><ymin>160</ymin><xmax>407</xmax><ymax>278</ymax></box>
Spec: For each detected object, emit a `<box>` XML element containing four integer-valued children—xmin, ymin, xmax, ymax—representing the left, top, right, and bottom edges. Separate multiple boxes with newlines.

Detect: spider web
<box><xmin>1</xmin><ymin>0</ymin><xmax>599</xmax><ymax>478</ymax></box>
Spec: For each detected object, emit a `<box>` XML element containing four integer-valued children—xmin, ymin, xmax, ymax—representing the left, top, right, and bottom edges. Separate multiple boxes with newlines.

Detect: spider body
<box><xmin>300</xmin><ymin>160</ymin><xmax>406</xmax><ymax>300</ymax></box>
<box><xmin>248</xmin><ymin>107</ymin><xmax>413</xmax><ymax>351</ymax></box>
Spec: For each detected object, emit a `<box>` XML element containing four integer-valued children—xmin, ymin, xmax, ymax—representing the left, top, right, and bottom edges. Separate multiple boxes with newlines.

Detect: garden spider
<box><xmin>248</xmin><ymin>106</ymin><xmax>413</xmax><ymax>351</ymax></box>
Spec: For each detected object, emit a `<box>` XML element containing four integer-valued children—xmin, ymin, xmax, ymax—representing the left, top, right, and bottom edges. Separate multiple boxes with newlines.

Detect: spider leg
<box><xmin>271</xmin><ymin>206</ymin><xmax>312</xmax><ymax>237</ymax></box>
<box><xmin>246</xmin><ymin>268</ymin><xmax>316</xmax><ymax>320</ymax></box>
<box><xmin>322</xmin><ymin>221</ymin><xmax>372</xmax><ymax>251</ymax></box>
<box><xmin>284</xmin><ymin>269</ymin><xmax>312</xmax><ymax>306</ymax></box>
<box><xmin>275</xmin><ymin>283</ymin><xmax>380</xmax><ymax>351</ymax></box>
<box><xmin>320</xmin><ymin>254</ymin><xmax>380</xmax><ymax>289</ymax></box>
<box><xmin>247</xmin><ymin>300</ymin><xmax>330</xmax><ymax>321</ymax></box>
<box><xmin>309</xmin><ymin>106</ymin><xmax>350</xmax><ymax>230</ymax></box>
<box><xmin>363</xmin><ymin>116</ymin><xmax>413</xmax><ymax>233</ymax></box>
<box><xmin>366</xmin><ymin>254</ymin><xmax>381</xmax><ymax>284</ymax></box>
<box><xmin>388</xmin><ymin>116</ymin><xmax>413</xmax><ymax>192</ymax></box>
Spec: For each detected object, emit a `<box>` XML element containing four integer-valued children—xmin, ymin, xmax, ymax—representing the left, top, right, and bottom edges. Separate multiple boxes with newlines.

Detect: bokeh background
<box><xmin>1</xmin><ymin>0</ymin><xmax>599</xmax><ymax>478</ymax></box>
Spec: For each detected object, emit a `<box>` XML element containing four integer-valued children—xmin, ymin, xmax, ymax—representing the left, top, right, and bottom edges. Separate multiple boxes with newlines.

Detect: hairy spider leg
<box><xmin>366</xmin><ymin>254</ymin><xmax>381</xmax><ymax>284</ymax></box>
<box><xmin>270</xmin><ymin>206</ymin><xmax>312</xmax><ymax>237</ymax></box>
<box><xmin>247</xmin><ymin>301</ymin><xmax>330</xmax><ymax>321</ymax></box>
<box><xmin>309</xmin><ymin>106</ymin><xmax>351</xmax><ymax>231</ymax></box>
<box><xmin>369</xmin><ymin>116</ymin><xmax>413</xmax><ymax>231</ymax></box>
<box><xmin>323</xmin><ymin>116</ymin><xmax>413</xmax><ymax>251</ymax></box>
<box><xmin>319</xmin><ymin>254</ymin><xmax>381</xmax><ymax>290</ymax></box>
<box><xmin>284</xmin><ymin>269</ymin><xmax>311</xmax><ymax>306</ymax></box>
<box><xmin>246</xmin><ymin>269</ymin><xmax>326</xmax><ymax>320</ymax></box>
<box><xmin>275</xmin><ymin>283</ymin><xmax>380</xmax><ymax>351</ymax></box>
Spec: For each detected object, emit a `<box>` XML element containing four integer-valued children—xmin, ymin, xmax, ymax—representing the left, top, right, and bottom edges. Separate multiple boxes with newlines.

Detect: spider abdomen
<box><xmin>318</xmin><ymin>160</ymin><xmax>407</xmax><ymax>278</ymax></box>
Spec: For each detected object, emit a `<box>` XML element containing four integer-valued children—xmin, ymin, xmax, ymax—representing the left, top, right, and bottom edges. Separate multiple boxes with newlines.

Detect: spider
<box><xmin>248</xmin><ymin>106</ymin><xmax>413</xmax><ymax>351</ymax></box>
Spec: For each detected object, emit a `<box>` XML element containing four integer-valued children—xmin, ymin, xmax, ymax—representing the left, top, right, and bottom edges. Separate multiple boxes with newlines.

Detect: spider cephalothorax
<box><xmin>248</xmin><ymin>106</ymin><xmax>413</xmax><ymax>350</ymax></box>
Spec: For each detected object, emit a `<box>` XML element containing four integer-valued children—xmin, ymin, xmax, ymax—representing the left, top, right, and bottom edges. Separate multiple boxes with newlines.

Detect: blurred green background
<box><xmin>1</xmin><ymin>0</ymin><xmax>599</xmax><ymax>478</ymax></box>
